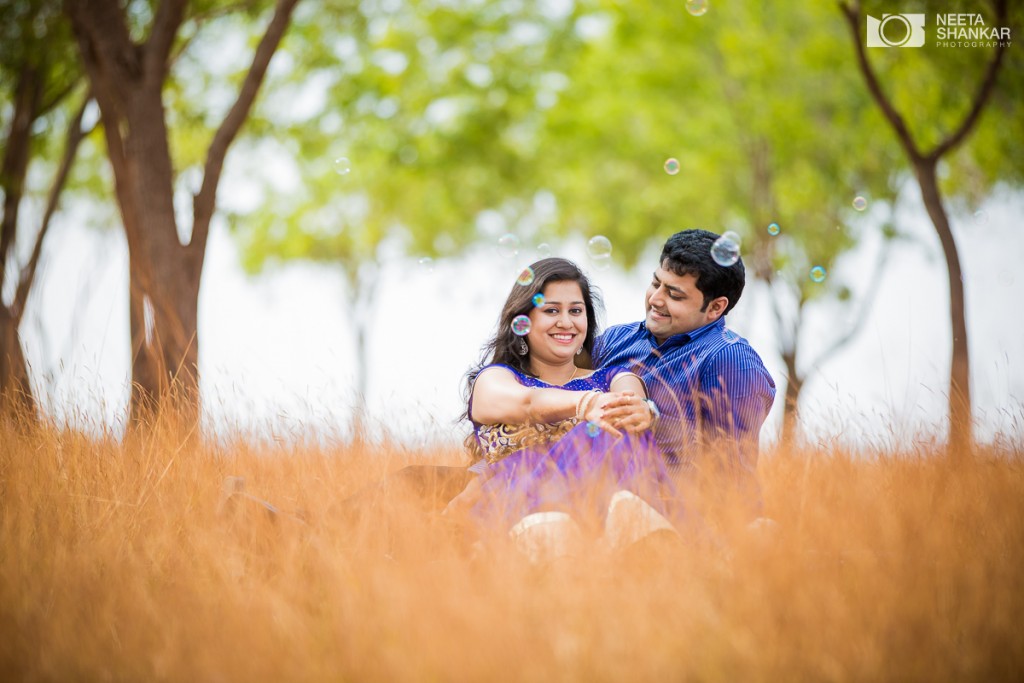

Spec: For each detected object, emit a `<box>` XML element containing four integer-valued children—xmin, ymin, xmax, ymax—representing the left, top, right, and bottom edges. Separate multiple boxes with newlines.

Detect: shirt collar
<box><xmin>637</xmin><ymin>316</ymin><xmax>726</xmax><ymax>349</ymax></box>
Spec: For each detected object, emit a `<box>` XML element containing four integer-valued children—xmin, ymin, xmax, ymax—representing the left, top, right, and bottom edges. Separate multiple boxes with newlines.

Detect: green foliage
<box><xmin>215</xmin><ymin>0</ymin><xmax>1020</xmax><ymax>310</ymax></box>
<box><xmin>234</xmin><ymin>0</ymin><xmax>587</xmax><ymax>279</ymax></box>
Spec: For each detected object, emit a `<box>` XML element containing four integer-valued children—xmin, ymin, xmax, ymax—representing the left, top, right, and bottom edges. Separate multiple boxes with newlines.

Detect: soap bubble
<box><xmin>498</xmin><ymin>234</ymin><xmax>520</xmax><ymax>258</ymax></box>
<box><xmin>664</xmin><ymin>158</ymin><xmax>680</xmax><ymax>175</ymax></box>
<box><xmin>810</xmin><ymin>266</ymin><xmax>827</xmax><ymax>283</ymax></box>
<box><xmin>686</xmin><ymin>0</ymin><xmax>708</xmax><ymax>17</ymax></box>
<box><xmin>532</xmin><ymin>293</ymin><xmax>545</xmax><ymax>307</ymax></box>
<box><xmin>973</xmin><ymin>210</ymin><xmax>989</xmax><ymax>225</ymax></box>
<box><xmin>586</xmin><ymin>235</ymin><xmax>612</xmax><ymax>259</ymax></box>
<box><xmin>536</xmin><ymin>242</ymin><xmax>552</xmax><ymax>257</ymax></box>
<box><xmin>767</xmin><ymin>222</ymin><xmax>781</xmax><ymax>236</ymax></box>
<box><xmin>511</xmin><ymin>315</ymin><xmax>531</xmax><ymax>336</ymax></box>
<box><xmin>710</xmin><ymin>234</ymin><xmax>740</xmax><ymax>267</ymax></box>
<box><xmin>516</xmin><ymin>267</ymin><xmax>535</xmax><ymax>286</ymax></box>
<box><xmin>586</xmin><ymin>421</ymin><xmax>601</xmax><ymax>437</ymax></box>
<box><xmin>333</xmin><ymin>157</ymin><xmax>351</xmax><ymax>175</ymax></box>
<box><xmin>417</xmin><ymin>257</ymin><xmax>433</xmax><ymax>272</ymax></box>
<box><xmin>852</xmin><ymin>196</ymin><xmax>868</xmax><ymax>211</ymax></box>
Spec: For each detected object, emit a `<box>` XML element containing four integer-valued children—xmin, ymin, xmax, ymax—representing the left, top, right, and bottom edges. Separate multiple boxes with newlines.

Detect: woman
<box><xmin>449</xmin><ymin>258</ymin><xmax>681</xmax><ymax>558</ymax></box>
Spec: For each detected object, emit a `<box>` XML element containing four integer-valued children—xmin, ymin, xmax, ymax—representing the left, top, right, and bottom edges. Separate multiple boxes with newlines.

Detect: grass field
<box><xmin>2</xmin><ymin>412</ymin><xmax>1023</xmax><ymax>682</ymax></box>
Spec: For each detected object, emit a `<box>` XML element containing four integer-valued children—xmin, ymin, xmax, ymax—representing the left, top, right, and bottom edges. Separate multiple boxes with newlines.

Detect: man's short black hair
<box><xmin>659</xmin><ymin>229</ymin><xmax>745</xmax><ymax>314</ymax></box>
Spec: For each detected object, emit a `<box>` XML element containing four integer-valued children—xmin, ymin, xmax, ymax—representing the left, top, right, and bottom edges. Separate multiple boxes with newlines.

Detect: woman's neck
<box><xmin>530</xmin><ymin>358</ymin><xmax>578</xmax><ymax>386</ymax></box>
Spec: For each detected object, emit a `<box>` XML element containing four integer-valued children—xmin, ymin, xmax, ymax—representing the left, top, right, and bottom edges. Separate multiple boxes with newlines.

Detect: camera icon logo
<box><xmin>866</xmin><ymin>13</ymin><xmax>926</xmax><ymax>47</ymax></box>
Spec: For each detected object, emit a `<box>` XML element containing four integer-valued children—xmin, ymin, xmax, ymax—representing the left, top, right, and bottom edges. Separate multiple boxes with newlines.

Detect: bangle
<box><xmin>575</xmin><ymin>391</ymin><xmax>593</xmax><ymax>420</ymax></box>
<box><xmin>575</xmin><ymin>390</ymin><xmax>602</xmax><ymax>421</ymax></box>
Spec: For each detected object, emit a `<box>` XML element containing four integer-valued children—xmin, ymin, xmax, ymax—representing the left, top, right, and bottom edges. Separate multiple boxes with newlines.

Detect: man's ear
<box><xmin>707</xmin><ymin>296</ymin><xmax>729</xmax><ymax>321</ymax></box>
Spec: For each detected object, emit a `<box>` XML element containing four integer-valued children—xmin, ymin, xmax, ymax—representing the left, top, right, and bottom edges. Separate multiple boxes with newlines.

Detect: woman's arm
<box><xmin>470</xmin><ymin>366</ymin><xmax>633</xmax><ymax>435</ymax></box>
<box><xmin>469</xmin><ymin>366</ymin><xmax>580</xmax><ymax>426</ymax></box>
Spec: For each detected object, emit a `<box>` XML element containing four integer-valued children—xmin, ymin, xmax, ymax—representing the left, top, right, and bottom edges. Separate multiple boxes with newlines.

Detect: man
<box><xmin>593</xmin><ymin>229</ymin><xmax>775</xmax><ymax>518</ymax></box>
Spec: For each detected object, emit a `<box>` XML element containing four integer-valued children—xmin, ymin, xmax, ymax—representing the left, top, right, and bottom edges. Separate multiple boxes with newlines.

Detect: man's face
<box><xmin>644</xmin><ymin>263</ymin><xmax>727</xmax><ymax>343</ymax></box>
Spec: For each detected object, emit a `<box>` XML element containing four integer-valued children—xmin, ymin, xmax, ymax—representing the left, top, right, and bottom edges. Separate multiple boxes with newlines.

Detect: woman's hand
<box><xmin>594</xmin><ymin>391</ymin><xmax>653</xmax><ymax>434</ymax></box>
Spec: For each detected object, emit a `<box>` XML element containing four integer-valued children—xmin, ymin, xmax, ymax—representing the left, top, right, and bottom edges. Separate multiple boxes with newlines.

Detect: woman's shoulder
<box><xmin>475</xmin><ymin>363</ymin><xmax>535</xmax><ymax>386</ymax></box>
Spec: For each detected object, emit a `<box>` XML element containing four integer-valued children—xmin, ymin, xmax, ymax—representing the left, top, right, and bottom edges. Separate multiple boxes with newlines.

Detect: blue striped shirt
<box><xmin>593</xmin><ymin>317</ymin><xmax>775</xmax><ymax>501</ymax></box>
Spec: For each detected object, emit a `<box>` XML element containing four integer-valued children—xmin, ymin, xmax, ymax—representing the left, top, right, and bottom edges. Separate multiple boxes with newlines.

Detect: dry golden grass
<box><xmin>2</xmin><ymin>410</ymin><xmax>1023</xmax><ymax>682</ymax></box>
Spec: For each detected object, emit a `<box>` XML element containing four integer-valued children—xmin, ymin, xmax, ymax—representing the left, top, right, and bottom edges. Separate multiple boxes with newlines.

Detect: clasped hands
<box><xmin>581</xmin><ymin>390</ymin><xmax>652</xmax><ymax>437</ymax></box>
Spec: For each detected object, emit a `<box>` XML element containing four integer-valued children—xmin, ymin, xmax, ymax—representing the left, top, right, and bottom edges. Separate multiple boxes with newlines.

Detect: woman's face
<box><xmin>526</xmin><ymin>280</ymin><xmax>587</xmax><ymax>365</ymax></box>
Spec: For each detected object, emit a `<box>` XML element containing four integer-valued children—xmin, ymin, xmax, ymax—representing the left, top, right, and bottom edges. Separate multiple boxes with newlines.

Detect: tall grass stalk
<box><xmin>1</xmin><ymin>409</ymin><xmax>1022</xmax><ymax>681</ymax></box>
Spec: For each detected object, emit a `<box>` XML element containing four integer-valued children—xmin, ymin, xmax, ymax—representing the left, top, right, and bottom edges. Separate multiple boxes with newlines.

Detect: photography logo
<box><xmin>867</xmin><ymin>14</ymin><xmax>926</xmax><ymax>47</ymax></box>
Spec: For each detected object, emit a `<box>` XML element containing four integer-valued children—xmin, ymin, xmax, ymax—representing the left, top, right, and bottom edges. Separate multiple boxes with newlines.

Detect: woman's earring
<box><xmin>576</xmin><ymin>347</ymin><xmax>583</xmax><ymax>356</ymax></box>
<box><xmin>517</xmin><ymin>338</ymin><xmax>528</xmax><ymax>355</ymax></box>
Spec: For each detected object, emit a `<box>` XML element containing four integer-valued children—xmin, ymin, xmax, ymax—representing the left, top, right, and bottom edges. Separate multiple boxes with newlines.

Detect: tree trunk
<box><xmin>66</xmin><ymin>0</ymin><xmax>300</xmax><ymax>428</ymax></box>
<box><xmin>779</xmin><ymin>351</ymin><xmax>802</xmax><ymax>446</ymax></box>
<box><xmin>0</xmin><ymin>61</ymin><xmax>43</xmax><ymax>418</ymax></box>
<box><xmin>120</xmin><ymin>86</ymin><xmax>204</xmax><ymax>424</ymax></box>
<box><xmin>0</xmin><ymin>307</ymin><xmax>35</xmax><ymax>417</ymax></box>
<box><xmin>914</xmin><ymin>158</ymin><xmax>972</xmax><ymax>453</ymax></box>
<box><xmin>65</xmin><ymin>0</ymin><xmax>203</xmax><ymax>427</ymax></box>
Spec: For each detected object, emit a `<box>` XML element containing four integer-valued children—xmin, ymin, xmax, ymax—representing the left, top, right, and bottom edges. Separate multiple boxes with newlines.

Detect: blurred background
<box><xmin>3</xmin><ymin>0</ymin><xmax>1022</xmax><ymax>448</ymax></box>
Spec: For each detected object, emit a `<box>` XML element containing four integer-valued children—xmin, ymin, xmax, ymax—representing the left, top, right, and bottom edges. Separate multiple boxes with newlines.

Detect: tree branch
<box><xmin>12</xmin><ymin>89</ymin><xmax>94</xmax><ymax>323</ymax></box>
<box><xmin>145</xmin><ymin>0</ymin><xmax>188</xmax><ymax>85</ymax></box>
<box><xmin>838</xmin><ymin>1</ymin><xmax>922</xmax><ymax>162</ymax></box>
<box><xmin>929</xmin><ymin>0</ymin><xmax>1009</xmax><ymax>161</ymax></box>
<box><xmin>191</xmin><ymin>0</ymin><xmax>302</xmax><ymax>256</ymax></box>
<box><xmin>1</xmin><ymin>61</ymin><xmax>42</xmax><ymax>299</ymax></box>
<box><xmin>63</xmin><ymin>0</ymin><xmax>139</xmax><ymax>87</ymax></box>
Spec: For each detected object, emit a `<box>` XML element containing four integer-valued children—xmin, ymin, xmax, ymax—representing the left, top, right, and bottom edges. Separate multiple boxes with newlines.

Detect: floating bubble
<box><xmin>333</xmin><ymin>157</ymin><xmax>351</xmax><ymax>175</ymax></box>
<box><xmin>536</xmin><ymin>242</ymin><xmax>552</xmax><ymax>257</ymax></box>
<box><xmin>973</xmin><ymin>210</ymin><xmax>989</xmax><ymax>225</ymax></box>
<box><xmin>498</xmin><ymin>233</ymin><xmax>520</xmax><ymax>258</ymax></box>
<box><xmin>710</xmin><ymin>234</ymin><xmax>740</xmax><ymax>267</ymax></box>
<box><xmin>852</xmin><ymin>195</ymin><xmax>868</xmax><ymax>211</ymax></box>
<box><xmin>587</xmin><ymin>235</ymin><xmax>612</xmax><ymax>259</ymax></box>
<box><xmin>586</xmin><ymin>421</ymin><xmax>601</xmax><ymax>437</ymax></box>
<box><xmin>511</xmin><ymin>314</ymin><xmax>531</xmax><ymax>336</ymax></box>
<box><xmin>767</xmin><ymin>222</ymin><xmax>781</xmax><ymax>236</ymax></box>
<box><xmin>417</xmin><ymin>257</ymin><xmax>433</xmax><ymax>272</ymax></box>
<box><xmin>532</xmin><ymin>293</ymin><xmax>545</xmax><ymax>307</ymax></box>
<box><xmin>664</xmin><ymin>158</ymin><xmax>680</xmax><ymax>175</ymax></box>
<box><xmin>517</xmin><ymin>267</ymin><xmax>535</xmax><ymax>286</ymax></box>
<box><xmin>686</xmin><ymin>0</ymin><xmax>708</xmax><ymax>17</ymax></box>
<box><xmin>810</xmin><ymin>265</ymin><xmax>827</xmax><ymax>283</ymax></box>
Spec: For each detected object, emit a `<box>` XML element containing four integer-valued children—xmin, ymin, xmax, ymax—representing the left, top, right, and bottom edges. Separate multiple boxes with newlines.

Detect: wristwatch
<box><xmin>642</xmin><ymin>398</ymin><xmax>661</xmax><ymax>425</ymax></box>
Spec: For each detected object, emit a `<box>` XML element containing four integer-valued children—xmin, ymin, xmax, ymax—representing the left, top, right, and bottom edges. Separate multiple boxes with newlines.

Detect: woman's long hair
<box><xmin>461</xmin><ymin>257</ymin><xmax>603</xmax><ymax>427</ymax></box>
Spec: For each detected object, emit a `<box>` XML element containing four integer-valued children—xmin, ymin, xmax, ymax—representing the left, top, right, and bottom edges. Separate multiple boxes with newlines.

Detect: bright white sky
<box><xmin>21</xmin><ymin>183</ymin><xmax>1024</xmax><ymax>451</ymax></box>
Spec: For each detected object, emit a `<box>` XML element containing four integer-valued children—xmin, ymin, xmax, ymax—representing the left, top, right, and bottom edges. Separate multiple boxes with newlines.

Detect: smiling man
<box><xmin>593</xmin><ymin>229</ymin><xmax>776</xmax><ymax>518</ymax></box>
